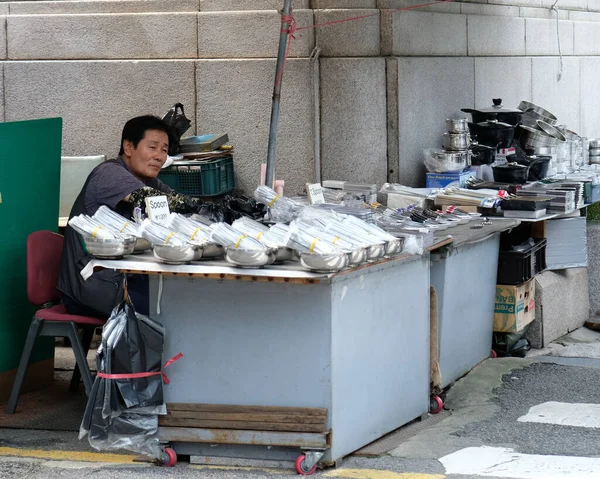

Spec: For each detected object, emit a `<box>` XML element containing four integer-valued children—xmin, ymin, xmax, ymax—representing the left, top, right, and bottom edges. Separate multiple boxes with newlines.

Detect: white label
<box><xmin>306</xmin><ymin>183</ymin><xmax>325</xmax><ymax>204</ymax></box>
<box><xmin>144</xmin><ymin>195</ymin><xmax>170</xmax><ymax>224</ymax></box>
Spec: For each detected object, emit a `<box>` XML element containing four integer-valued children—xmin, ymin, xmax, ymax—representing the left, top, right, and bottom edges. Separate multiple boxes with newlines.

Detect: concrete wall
<box><xmin>1</xmin><ymin>0</ymin><xmax>600</xmax><ymax>193</ymax></box>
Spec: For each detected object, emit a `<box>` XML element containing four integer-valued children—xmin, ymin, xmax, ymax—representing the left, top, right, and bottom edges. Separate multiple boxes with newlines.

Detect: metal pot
<box><xmin>442</xmin><ymin>132</ymin><xmax>471</xmax><ymax>150</ymax></box>
<box><xmin>468</xmin><ymin>119</ymin><xmax>515</xmax><ymax>149</ymax></box>
<box><xmin>536</xmin><ymin>120</ymin><xmax>566</xmax><ymax>142</ymax></box>
<box><xmin>461</xmin><ymin>98</ymin><xmax>524</xmax><ymax>126</ymax></box>
<box><xmin>492</xmin><ymin>162</ymin><xmax>529</xmax><ymax>184</ymax></box>
<box><xmin>446</xmin><ymin>118</ymin><xmax>469</xmax><ymax>134</ymax></box>
<box><xmin>517</xmin><ymin>125</ymin><xmax>557</xmax><ymax>150</ymax></box>
<box><xmin>508</xmin><ymin>154</ymin><xmax>552</xmax><ymax>181</ymax></box>
<box><xmin>430</xmin><ymin>148</ymin><xmax>471</xmax><ymax>170</ymax></box>
<box><xmin>470</xmin><ymin>144</ymin><xmax>496</xmax><ymax>165</ymax></box>
<box><xmin>518</xmin><ymin>100</ymin><xmax>558</xmax><ymax>126</ymax></box>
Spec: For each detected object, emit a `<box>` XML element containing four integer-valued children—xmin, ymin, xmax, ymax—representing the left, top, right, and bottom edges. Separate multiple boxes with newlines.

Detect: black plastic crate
<box><xmin>497</xmin><ymin>239</ymin><xmax>547</xmax><ymax>285</ymax></box>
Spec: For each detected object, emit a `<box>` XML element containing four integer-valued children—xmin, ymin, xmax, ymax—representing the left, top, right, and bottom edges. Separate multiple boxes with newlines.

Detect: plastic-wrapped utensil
<box><xmin>209</xmin><ymin>223</ymin><xmax>266</xmax><ymax>251</ymax></box>
<box><xmin>138</xmin><ymin>219</ymin><xmax>189</xmax><ymax>247</ymax></box>
<box><xmin>93</xmin><ymin>206</ymin><xmax>140</xmax><ymax>237</ymax></box>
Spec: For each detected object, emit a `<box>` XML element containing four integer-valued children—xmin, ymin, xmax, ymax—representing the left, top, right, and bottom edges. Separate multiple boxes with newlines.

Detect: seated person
<box><xmin>58</xmin><ymin>115</ymin><xmax>215</xmax><ymax>318</ymax></box>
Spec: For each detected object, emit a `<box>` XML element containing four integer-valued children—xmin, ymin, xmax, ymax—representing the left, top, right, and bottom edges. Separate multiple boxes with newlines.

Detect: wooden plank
<box><xmin>116</xmin><ymin>269</ymin><xmax>323</xmax><ymax>285</ymax></box>
<box><xmin>158</xmin><ymin>426</ymin><xmax>329</xmax><ymax>448</ymax></box>
<box><xmin>166</xmin><ymin>403</ymin><xmax>327</xmax><ymax>417</ymax></box>
<box><xmin>158</xmin><ymin>417</ymin><xmax>326</xmax><ymax>433</ymax></box>
<box><xmin>164</xmin><ymin>410</ymin><xmax>326</xmax><ymax>425</ymax></box>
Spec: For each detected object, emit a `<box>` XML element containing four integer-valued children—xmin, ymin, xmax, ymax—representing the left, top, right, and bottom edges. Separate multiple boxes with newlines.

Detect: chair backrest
<box><xmin>27</xmin><ymin>231</ymin><xmax>64</xmax><ymax>306</ymax></box>
<box><xmin>59</xmin><ymin>155</ymin><xmax>106</xmax><ymax>218</ymax></box>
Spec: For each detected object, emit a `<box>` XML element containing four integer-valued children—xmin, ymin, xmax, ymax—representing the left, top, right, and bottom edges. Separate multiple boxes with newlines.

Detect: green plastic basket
<box><xmin>158</xmin><ymin>156</ymin><xmax>235</xmax><ymax>197</ymax></box>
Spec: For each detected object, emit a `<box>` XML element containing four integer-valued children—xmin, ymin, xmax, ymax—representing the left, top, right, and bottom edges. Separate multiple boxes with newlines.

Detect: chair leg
<box><xmin>65</xmin><ymin>323</ymin><xmax>93</xmax><ymax>396</ymax></box>
<box><xmin>6</xmin><ymin>318</ymin><xmax>44</xmax><ymax>414</ymax></box>
<box><xmin>69</xmin><ymin>327</ymin><xmax>95</xmax><ymax>393</ymax></box>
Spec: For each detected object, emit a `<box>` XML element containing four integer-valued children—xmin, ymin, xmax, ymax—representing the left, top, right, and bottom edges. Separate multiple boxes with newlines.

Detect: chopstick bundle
<box><xmin>210</xmin><ymin>223</ymin><xmax>266</xmax><ymax>251</ymax></box>
<box><xmin>138</xmin><ymin>219</ymin><xmax>188</xmax><ymax>246</ymax></box>
<box><xmin>164</xmin><ymin>213</ymin><xmax>212</xmax><ymax>244</ymax></box>
<box><xmin>254</xmin><ymin>186</ymin><xmax>301</xmax><ymax>223</ymax></box>
<box><xmin>284</xmin><ymin>224</ymin><xmax>341</xmax><ymax>255</ymax></box>
<box><xmin>92</xmin><ymin>206</ymin><xmax>140</xmax><ymax>236</ymax></box>
<box><xmin>68</xmin><ymin>214</ymin><xmax>120</xmax><ymax>240</ymax></box>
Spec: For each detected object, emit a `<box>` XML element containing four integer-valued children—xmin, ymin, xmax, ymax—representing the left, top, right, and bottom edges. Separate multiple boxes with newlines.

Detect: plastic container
<box><xmin>497</xmin><ymin>239</ymin><xmax>547</xmax><ymax>285</ymax></box>
<box><xmin>158</xmin><ymin>156</ymin><xmax>235</xmax><ymax>197</ymax></box>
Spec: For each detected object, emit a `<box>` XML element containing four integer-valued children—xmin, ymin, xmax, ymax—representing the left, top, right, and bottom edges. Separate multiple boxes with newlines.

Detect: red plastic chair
<box><xmin>6</xmin><ymin>231</ymin><xmax>106</xmax><ymax>414</ymax></box>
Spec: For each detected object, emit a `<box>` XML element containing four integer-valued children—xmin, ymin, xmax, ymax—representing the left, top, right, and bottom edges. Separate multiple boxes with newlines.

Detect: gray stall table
<box><xmin>83</xmin><ymin>247</ymin><xmax>441</xmax><ymax>467</ymax></box>
<box><xmin>430</xmin><ymin>219</ymin><xmax>519</xmax><ymax>391</ymax></box>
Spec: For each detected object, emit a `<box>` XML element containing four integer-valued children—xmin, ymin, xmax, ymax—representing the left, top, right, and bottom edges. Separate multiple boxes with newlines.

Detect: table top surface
<box><xmin>81</xmin><ymin>237</ymin><xmax>456</xmax><ymax>284</ymax></box>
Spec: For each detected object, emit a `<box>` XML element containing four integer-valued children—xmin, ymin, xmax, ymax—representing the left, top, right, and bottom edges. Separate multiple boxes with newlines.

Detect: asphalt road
<box><xmin>3</xmin><ymin>330</ymin><xmax>600</xmax><ymax>479</ymax></box>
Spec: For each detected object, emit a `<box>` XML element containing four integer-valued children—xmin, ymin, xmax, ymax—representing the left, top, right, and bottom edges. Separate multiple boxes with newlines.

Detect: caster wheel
<box><xmin>430</xmin><ymin>395</ymin><xmax>444</xmax><ymax>414</ymax></box>
<box><xmin>295</xmin><ymin>455</ymin><xmax>317</xmax><ymax>475</ymax></box>
<box><xmin>161</xmin><ymin>447</ymin><xmax>177</xmax><ymax>467</ymax></box>
<box><xmin>490</xmin><ymin>349</ymin><xmax>498</xmax><ymax>359</ymax></box>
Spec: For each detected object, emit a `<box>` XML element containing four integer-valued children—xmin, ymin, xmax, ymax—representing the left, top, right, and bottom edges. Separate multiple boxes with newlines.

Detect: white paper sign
<box><xmin>306</xmin><ymin>183</ymin><xmax>325</xmax><ymax>204</ymax></box>
<box><xmin>145</xmin><ymin>195</ymin><xmax>170</xmax><ymax>224</ymax></box>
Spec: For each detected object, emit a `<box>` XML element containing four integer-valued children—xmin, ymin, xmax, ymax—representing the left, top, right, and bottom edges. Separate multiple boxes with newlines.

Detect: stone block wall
<box><xmin>0</xmin><ymin>0</ymin><xmax>599</xmax><ymax>193</ymax></box>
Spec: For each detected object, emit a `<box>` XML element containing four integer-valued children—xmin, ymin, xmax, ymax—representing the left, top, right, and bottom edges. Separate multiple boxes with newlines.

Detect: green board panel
<box><xmin>0</xmin><ymin>118</ymin><xmax>63</xmax><ymax>372</ymax></box>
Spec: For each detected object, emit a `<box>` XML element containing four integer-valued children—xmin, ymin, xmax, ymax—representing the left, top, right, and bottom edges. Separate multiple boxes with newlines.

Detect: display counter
<box><xmin>84</xmin><ymin>245</ymin><xmax>448</xmax><ymax>467</ymax></box>
<box><xmin>429</xmin><ymin>219</ymin><xmax>518</xmax><ymax>390</ymax></box>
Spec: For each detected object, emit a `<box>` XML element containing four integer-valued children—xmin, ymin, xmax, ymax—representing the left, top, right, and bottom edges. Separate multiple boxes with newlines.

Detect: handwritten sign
<box><xmin>306</xmin><ymin>183</ymin><xmax>325</xmax><ymax>204</ymax></box>
<box><xmin>145</xmin><ymin>195</ymin><xmax>170</xmax><ymax>224</ymax></box>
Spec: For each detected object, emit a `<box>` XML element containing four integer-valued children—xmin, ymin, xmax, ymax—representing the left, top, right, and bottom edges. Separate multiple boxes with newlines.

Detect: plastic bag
<box><xmin>162</xmin><ymin>103</ymin><xmax>192</xmax><ymax>156</ymax></box>
<box><xmin>80</xmin><ymin>298</ymin><xmax>170</xmax><ymax>459</ymax></box>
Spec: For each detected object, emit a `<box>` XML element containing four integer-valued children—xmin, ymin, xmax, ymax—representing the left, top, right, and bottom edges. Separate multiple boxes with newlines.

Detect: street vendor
<box><xmin>58</xmin><ymin>115</ymin><xmax>217</xmax><ymax>318</ymax></box>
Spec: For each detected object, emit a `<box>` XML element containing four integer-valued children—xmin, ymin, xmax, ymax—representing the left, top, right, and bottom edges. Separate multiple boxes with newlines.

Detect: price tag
<box><xmin>306</xmin><ymin>183</ymin><xmax>325</xmax><ymax>204</ymax></box>
<box><xmin>144</xmin><ymin>195</ymin><xmax>170</xmax><ymax>224</ymax></box>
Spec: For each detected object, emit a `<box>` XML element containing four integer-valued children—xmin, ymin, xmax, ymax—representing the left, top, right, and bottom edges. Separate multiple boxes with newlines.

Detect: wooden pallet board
<box><xmin>160</xmin><ymin>404</ymin><xmax>328</xmax><ymax>434</ymax></box>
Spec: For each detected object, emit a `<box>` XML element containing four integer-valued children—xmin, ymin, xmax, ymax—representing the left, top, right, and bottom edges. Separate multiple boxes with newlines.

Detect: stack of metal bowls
<box><xmin>590</xmin><ymin>139</ymin><xmax>600</xmax><ymax>165</ymax></box>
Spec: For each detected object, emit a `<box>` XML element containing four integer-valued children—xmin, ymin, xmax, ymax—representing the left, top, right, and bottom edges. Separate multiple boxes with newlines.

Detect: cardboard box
<box><xmin>426</xmin><ymin>169</ymin><xmax>475</xmax><ymax>189</ymax></box>
<box><xmin>494</xmin><ymin>279</ymin><xmax>535</xmax><ymax>333</ymax></box>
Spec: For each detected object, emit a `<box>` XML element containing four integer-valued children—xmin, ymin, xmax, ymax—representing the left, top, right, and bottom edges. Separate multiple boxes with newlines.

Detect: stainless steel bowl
<box><xmin>518</xmin><ymin>100</ymin><xmax>558</xmax><ymax>125</ymax></box>
<box><xmin>348</xmin><ymin>247</ymin><xmax>368</xmax><ymax>266</ymax></box>
<box><xmin>84</xmin><ymin>235</ymin><xmax>136</xmax><ymax>259</ymax></box>
<box><xmin>518</xmin><ymin>125</ymin><xmax>557</xmax><ymax>150</ymax></box>
<box><xmin>133</xmin><ymin>237</ymin><xmax>152</xmax><ymax>254</ymax></box>
<box><xmin>200</xmin><ymin>243</ymin><xmax>225</xmax><ymax>259</ymax></box>
<box><xmin>589</xmin><ymin>139</ymin><xmax>600</xmax><ymax>149</ymax></box>
<box><xmin>536</xmin><ymin>120</ymin><xmax>566</xmax><ymax>142</ymax></box>
<box><xmin>152</xmin><ymin>244</ymin><xmax>196</xmax><ymax>264</ymax></box>
<box><xmin>446</xmin><ymin>118</ymin><xmax>469</xmax><ymax>134</ymax></box>
<box><xmin>300</xmin><ymin>252</ymin><xmax>350</xmax><ymax>273</ymax></box>
<box><xmin>273</xmin><ymin>246</ymin><xmax>298</xmax><ymax>264</ymax></box>
<box><xmin>589</xmin><ymin>148</ymin><xmax>600</xmax><ymax>156</ymax></box>
<box><xmin>385</xmin><ymin>238</ymin><xmax>404</xmax><ymax>256</ymax></box>
<box><xmin>366</xmin><ymin>243</ymin><xmax>386</xmax><ymax>261</ymax></box>
<box><xmin>225</xmin><ymin>247</ymin><xmax>277</xmax><ymax>268</ymax></box>
<box><xmin>442</xmin><ymin>132</ymin><xmax>471</xmax><ymax>150</ymax></box>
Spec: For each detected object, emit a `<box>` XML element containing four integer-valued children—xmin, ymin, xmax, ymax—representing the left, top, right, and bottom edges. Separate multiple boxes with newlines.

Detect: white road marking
<box><xmin>439</xmin><ymin>446</ymin><xmax>600</xmax><ymax>479</ymax></box>
<box><xmin>517</xmin><ymin>401</ymin><xmax>600</xmax><ymax>428</ymax></box>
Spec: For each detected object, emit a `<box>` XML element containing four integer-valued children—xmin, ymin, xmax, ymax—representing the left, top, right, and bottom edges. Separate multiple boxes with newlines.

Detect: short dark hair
<box><xmin>119</xmin><ymin>115</ymin><xmax>172</xmax><ymax>155</ymax></box>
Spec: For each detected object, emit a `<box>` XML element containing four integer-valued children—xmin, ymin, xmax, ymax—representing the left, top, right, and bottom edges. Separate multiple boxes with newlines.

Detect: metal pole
<box><xmin>265</xmin><ymin>0</ymin><xmax>293</xmax><ymax>189</ymax></box>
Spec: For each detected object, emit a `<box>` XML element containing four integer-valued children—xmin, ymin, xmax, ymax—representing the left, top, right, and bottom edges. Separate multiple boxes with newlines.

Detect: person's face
<box><xmin>122</xmin><ymin>129</ymin><xmax>169</xmax><ymax>179</ymax></box>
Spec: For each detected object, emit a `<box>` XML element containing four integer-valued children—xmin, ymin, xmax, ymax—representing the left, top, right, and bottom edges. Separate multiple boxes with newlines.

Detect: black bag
<box><xmin>162</xmin><ymin>103</ymin><xmax>192</xmax><ymax>156</ymax></box>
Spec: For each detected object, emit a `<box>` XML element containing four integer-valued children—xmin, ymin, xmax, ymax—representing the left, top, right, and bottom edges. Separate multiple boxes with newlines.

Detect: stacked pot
<box><xmin>590</xmin><ymin>139</ymin><xmax>600</xmax><ymax>165</ymax></box>
<box><xmin>441</xmin><ymin>118</ymin><xmax>472</xmax><ymax>169</ymax></box>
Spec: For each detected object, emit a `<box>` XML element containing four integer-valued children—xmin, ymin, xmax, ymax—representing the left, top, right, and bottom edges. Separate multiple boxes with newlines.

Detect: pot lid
<box><xmin>467</xmin><ymin>99</ymin><xmax>523</xmax><ymax>115</ymax></box>
<box><xmin>494</xmin><ymin>162</ymin><xmax>527</xmax><ymax>169</ymax></box>
<box><xmin>472</xmin><ymin>119</ymin><xmax>514</xmax><ymax>129</ymax></box>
